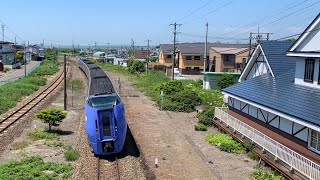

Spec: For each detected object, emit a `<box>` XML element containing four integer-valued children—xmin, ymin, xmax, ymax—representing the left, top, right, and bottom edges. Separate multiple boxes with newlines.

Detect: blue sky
<box><xmin>1</xmin><ymin>0</ymin><xmax>319</xmax><ymax>47</ymax></box>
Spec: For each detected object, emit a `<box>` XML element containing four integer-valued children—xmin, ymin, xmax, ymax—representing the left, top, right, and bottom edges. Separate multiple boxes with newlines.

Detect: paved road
<box><xmin>0</xmin><ymin>61</ymin><xmax>41</xmax><ymax>83</ymax></box>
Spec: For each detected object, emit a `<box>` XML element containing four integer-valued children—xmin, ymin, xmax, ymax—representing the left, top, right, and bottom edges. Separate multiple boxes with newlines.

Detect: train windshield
<box><xmin>89</xmin><ymin>96</ymin><xmax>117</xmax><ymax>108</ymax></box>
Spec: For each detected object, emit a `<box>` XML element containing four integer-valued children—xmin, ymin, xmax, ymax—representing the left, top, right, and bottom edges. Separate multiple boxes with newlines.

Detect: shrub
<box><xmin>170</xmin><ymin>89</ymin><xmax>202</xmax><ymax>112</ymax></box>
<box><xmin>3</xmin><ymin>67</ymin><xmax>11</xmax><ymax>73</ymax></box>
<box><xmin>36</xmin><ymin>108</ymin><xmax>67</xmax><ymax>131</ymax></box>
<box><xmin>217</xmin><ymin>74</ymin><xmax>236</xmax><ymax>89</ymax></box>
<box><xmin>128</xmin><ymin>60</ymin><xmax>145</xmax><ymax>74</ymax></box>
<box><xmin>197</xmin><ymin>108</ymin><xmax>215</xmax><ymax>126</ymax></box>
<box><xmin>247</xmin><ymin>151</ymin><xmax>259</xmax><ymax>160</ymax></box>
<box><xmin>195</xmin><ymin>123</ymin><xmax>207</xmax><ymax>131</ymax></box>
<box><xmin>158</xmin><ymin>80</ymin><xmax>183</xmax><ymax>95</ymax></box>
<box><xmin>243</xmin><ymin>140</ymin><xmax>255</xmax><ymax>151</ymax></box>
<box><xmin>205</xmin><ymin>133</ymin><xmax>244</xmax><ymax>153</ymax></box>
<box><xmin>68</xmin><ymin>79</ymin><xmax>84</xmax><ymax>90</ymax></box>
<box><xmin>64</xmin><ymin>147</ymin><xmax>80</xmax><ymax>161</ymax></box>
<box><xmin>0</xmin><ymin>156</ymin><xmax>72</xmax><ymax>180</ymax></box>
<box><xmin>28</xmin><ymin>129</ymin><xmax>60</xmax><ymax>141</ymax></box>
<box><xmin>250</xmin><ymin>165</ymin><xmax>285</xmax><ymax>180</ymax></box>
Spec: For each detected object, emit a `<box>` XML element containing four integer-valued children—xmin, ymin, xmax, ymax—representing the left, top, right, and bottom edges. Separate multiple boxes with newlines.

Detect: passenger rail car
<box><xmin>79</xmin><ymin>58</ymin><xmax>127</xmax><ymax>155</ymax></box>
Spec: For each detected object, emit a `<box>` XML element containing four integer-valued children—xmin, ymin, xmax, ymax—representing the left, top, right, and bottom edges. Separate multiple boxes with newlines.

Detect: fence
<box><xmin>215</xmin><ymin>107</ymin><xmax>320</xmax><ymax>180</ymax></box>
<box><xmin>0</xmin><ymin>63</ymin><xmax>41</xmax><ymax>85</ymax></box>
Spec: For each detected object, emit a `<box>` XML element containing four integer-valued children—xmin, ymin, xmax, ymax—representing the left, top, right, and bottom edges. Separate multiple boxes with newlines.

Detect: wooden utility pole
<box><xmin>169</xmin><ymin>22</ymin><xmax>181</xmax><ymax>80</ymax></box>
<box><xmin>64</xmin><ymin>54</ymin><xmax>67</xmax><ymax>110</ymax></box>
<box><xmin>146</xmin><ymin>39</ymin><xmax>151</xmax><ymax>74</ymax></box>
<box><xmin>204</xmin><ymin>22</ymin><xmax>208</xmax><ymax>72</ymax></box>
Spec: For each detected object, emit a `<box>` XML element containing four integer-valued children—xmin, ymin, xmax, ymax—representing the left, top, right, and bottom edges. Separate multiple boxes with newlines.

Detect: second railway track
<box><xmin>0</xmin><ymin>68</ymin><xmax>66</xmax><ymax>135</ymax></box>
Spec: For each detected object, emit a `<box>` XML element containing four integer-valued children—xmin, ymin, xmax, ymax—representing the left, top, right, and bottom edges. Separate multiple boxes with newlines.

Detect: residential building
<box><xmin>210</xmin><ymin>47</ymin><xmax>250</xmax><ymax>72</ymax></box>
<box><xmin>0</xmin><ymin>41</ymin><xmax>15</xmax><ymax>65</ymax></box>
<box><xmin>25</xmin><ymin>45</ymin><xmax>40</xmax><ymax>61</ymax></box>
<box><xmin>159</xmin><ymin>43</ymin><xmax>248</xmax><ymax>75</ymax></box>
<box><xmin>133</xmin><ymin>49</ymin><xmax>149</xmax><ymax>59</ymax></box>
<box><xmin>214</xmin><ymin>14</ymin><xmax>320</xmax><ymax>180</ymax></box>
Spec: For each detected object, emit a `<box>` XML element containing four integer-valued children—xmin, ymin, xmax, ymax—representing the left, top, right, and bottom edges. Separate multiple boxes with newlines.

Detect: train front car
<box><xmin>85</xmin><ymin>94</ymin><xmax>127</xmax><ymax>155</ymax></box>
<box><xmin>79</xmin><ymin>58</ymin><xmax>127</xmax><ymax>156</ymax></box>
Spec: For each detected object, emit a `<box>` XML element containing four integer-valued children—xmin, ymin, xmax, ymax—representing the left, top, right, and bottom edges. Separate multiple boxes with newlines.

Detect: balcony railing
<box><xmin>215</xmin><ymin>107</ymin><xmax>320</xmax><ymax>180</ymax></box>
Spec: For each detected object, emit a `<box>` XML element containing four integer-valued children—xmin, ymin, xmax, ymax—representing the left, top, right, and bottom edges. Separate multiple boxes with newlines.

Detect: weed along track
<box><xmin>0</xmin><ymin>68</ymin><xmax>67</xmax><ymax>135</ymax></box>
<box><xmin>97</xmin><ymin>156</ymin><xmax>121</xmax><ymax>180</ymax></box>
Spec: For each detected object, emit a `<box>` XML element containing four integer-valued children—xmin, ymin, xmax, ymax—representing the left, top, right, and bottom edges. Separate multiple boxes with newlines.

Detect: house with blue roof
<box><xmin>214</xmin><ymin>14</ymin><xmax>320</xmax><ymax>180</ymax></box>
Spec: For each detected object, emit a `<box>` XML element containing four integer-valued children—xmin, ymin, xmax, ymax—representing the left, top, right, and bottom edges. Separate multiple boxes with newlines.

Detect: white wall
<box><xmin>295</xmin><ymin>58</ymin><xmax>320</xmax><ymax>88</ymax></box>
<box><xmin>228</xmin><ymin>97</ymin><xmax>309</xmax><ymax>142</ymax></box>
<box><xmin>298</xmin><ymin>23</ymin><xmax>320</xmax><ymax>52</ymax></box>
<box><xmin>246</xmin><ymin>54</ymin><xmax>269</xmax><ymax>80</ymax></box>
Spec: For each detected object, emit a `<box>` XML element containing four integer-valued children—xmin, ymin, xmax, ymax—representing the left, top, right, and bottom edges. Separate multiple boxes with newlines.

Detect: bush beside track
<box><xmin>0</xmin><ymin>52</ymin><xmax>59</xmax><ymax>115</ymax></box>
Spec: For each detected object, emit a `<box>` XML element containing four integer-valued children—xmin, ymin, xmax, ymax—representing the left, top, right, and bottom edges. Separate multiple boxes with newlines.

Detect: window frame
<box><xmin>194</xmin><ymin>67</ymin><xmax>200</xmax><ymax>71</ymax></box>
<box><xmin>224</xmin><ymin>55</ymin><xmax>231</xmax><ymax>62</ymax></box>
<box><xmin>309</xmin><ymin>129</ymin><xmax>320</xmax><ymax>154</ymax></box>
<box><xmin>186</xmin><ymin>56</ymin><xmax>192</xmax><ymax>60</ymax></box>
<box><xmin>304</xmin><ymin>59</ymin><xmax>315</xmax><ymax>82</ymax></box>
<box><xmin>194</xmin><ymin>56</ymin><xmax>201</xmax><ymax>60</ymax></box>
<box><xmin>166</xmin><ymin>54</ymin><xmax>172</xmax><ymax>59</ymax></box>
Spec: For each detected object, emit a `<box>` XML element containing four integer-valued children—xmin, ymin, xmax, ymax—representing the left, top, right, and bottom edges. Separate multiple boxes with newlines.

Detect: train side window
<box><xmin>95</xmin><ymin>119</ymin><xmax>98</xmax><ymax>132</ymax></box>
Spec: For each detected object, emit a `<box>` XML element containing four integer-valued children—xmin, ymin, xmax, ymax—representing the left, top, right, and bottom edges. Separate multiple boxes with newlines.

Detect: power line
<box><xmin>226</xmin><ymin>0</ymin><xmax>320</xmax><ymax>40</ymax></box>
<box><xmin>182</xmin><ymin>0</ymin><xmax>233</xmax><ymax>25</ymax></box>
<box><xmin>176</xmin><ymin>0</ymin><xmax>216</xmax><ymax>22</ymax></box>
<box><xmin>215</xmin><ymin>0</ymin><xmax>309</xmax><ymax>38</ymax></box>
<box><xmin>0</xmin><ymin>18</ymin><xmax>24</xmax><ymax>42</ymax></box>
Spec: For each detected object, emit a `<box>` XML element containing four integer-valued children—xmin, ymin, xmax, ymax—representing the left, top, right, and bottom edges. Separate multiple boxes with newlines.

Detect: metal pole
<box><xmin>64</xmin><ymin>54</ymin><xmax>67</xmax><ymax>110</ymax></box>
<box><xmin>1</xmin><ymin>24</ymin><xmax>4</xmax><ymax>41</ymax></box>
<box><xmin>146</xmin><ymin>39</ymin><xmax>150</xmax><ymax>74</ymax></box>
<box><xmin>24</xmin><ymin>43</ymin><xmax>26</xmax><ymax>77</ymax></box>
<box><xmin>204</xmin><ymin>22</ymin><xmax>208</xmax><ymax>72</ymax></box>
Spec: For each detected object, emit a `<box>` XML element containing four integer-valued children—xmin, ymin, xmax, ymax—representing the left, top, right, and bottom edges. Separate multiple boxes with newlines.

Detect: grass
<box><xmin>0</xmin><ymin>156</ymin><xmax>72</xmax><ymax>180</ymax></box>
<box><xmin>44</xmin><ymin>141</ymin><xmax>65</xmax><ymax>148</ymax></box>
<box><xmin>28</xmin><ymin>129</ymin><xmax>60</xmax><ymax>141</ymax></box>
<box><xmin>205</xmin><ymin>133</ymin><xmax>244</xmax><ymax>153</ymax></box>
<box><xmin>68</xmin><ymin>79</ymin><xmax>84</xmax><ymax>91</ymax></box>
<box><xmin>247</xmin><ymin>151</ymin><xmax>259</xmax><ymax>160</ymax></box>
<box><xmin>64</xmin><ymin>147</ymin><xmax>80</xmax><ymax>161</ymax></box>
<box><xmin>250</xmin><ymin>165</ymin><xmax>286</xmax><ymax>180</ymax></box>
<box><xmin>0</xmin><ymin>59</ymin><xmax>59</xmax><ymax>115</ymax></box>
<box><xmin>11</xmin><ymin>140</ymin><xmax>30</xmax><ymax>150</ymax></box>
<box><xmin>195</xmin><ymin>123</ymin><xmax>208</xmax><ymax>131</ymax></box>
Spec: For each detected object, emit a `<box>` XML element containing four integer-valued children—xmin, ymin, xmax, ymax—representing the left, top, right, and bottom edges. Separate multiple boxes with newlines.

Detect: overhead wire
<box><xmin>0</xmin><ymin>18</ymin><xmax>24</xmax><ymax>42</ymax></box>
<box><xmin>176</xmin><ymin>0</ymin><xmax>216</xmax><ymax>22</ymax></box>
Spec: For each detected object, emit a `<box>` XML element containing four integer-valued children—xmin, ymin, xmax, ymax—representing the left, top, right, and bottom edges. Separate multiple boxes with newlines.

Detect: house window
<box><xmin>310</xmin><ymin>129</ymin><xmax>320</xmax><ymax>152</ymax></box>
<box><xmin>304</xmin><ymin>59</ymin><xmax>315</xmax><ymax>82</ymax></box>
<box><xmin>213</xmin><ymin>56</ymin><xmax>216</xmax><ymax>64</ymax></box>
<box><xmin>186</xmin><ymin>56</ymin><xmax>192</xmax><ymax>60</ymax></box>
<box><xmin>186</xmin><ymin>67</ymin><xmax>191</xmax><ymax>70</ymax></box>
<box><xmin>194</xmin><ymin>67</ymin><xmax>200</xmax><ymax>71</ymax></box>
<box><xmin>0</xmin><ymin>45</ymin><xmax>2</xmax><ymax>49</ymax></box>
<box><xmin>224</xmin><ymin>55</ymin><xmax>230</xmax><ymax>62</ymax></box>
<box><xmin>194</xmin><ymin>56</ymin><xmax>200</xmax><ymax>60</ymax></box>
<box><xmin>166</xmin><ymin>55</ymin><xmax>172</xmax><ymax>59</ymax></box>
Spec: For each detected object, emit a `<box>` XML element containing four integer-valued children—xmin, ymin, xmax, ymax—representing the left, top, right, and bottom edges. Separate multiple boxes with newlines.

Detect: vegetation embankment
<box><xmin>0</xmin><ymin>50</ymin><xmax>59</xmax><ymax>115</ymax></box>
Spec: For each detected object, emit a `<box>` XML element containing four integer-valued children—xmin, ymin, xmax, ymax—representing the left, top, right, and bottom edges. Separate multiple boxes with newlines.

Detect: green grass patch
<box><xmin>205</xmin><ymin>133</ymin><xmax>244</xmax><ymax>153</ymax></box>
<box><xmin>0</xmin><ymin>56</ymin><xmax>59</xmax><ymax>115</ymax></box>
<box><xmin>11</xmin><ymin>140</ymin><xmax>30</xmax><ymax>150</ymax></box>
<box><xmin>44</xmin><ymin>141</ymin><xmax>65</xmax><ymax>148</ymax></box>
<box><xmin>195</xmin><ymin>123</ymin><xmax>207</xmax><ymax>131</ymax></box>
<box><xmin>250</xmin><ymin>165</ymin><xmax>286</xmax><ymax>180</ymax></box>
<box><xmin>247</xmin><ymin>151</ymin><xmax>259</xmax><ymax>160</ymax></box>
<box><xmin>67</xmin><ymin>79</ymin><xmax>84</xmax><ymax>90</ymax></box>
<box><xmin>64</xmin><ymin>147</ymin><xmax>80</xmax><ymax>161</ymax></box>
<box><xmin>0</xmin><ymin>156</ymin><xmax>72</xmax><ymax>180</ymax></box>
<box><xmin>28</xmin><ymin>129</ymin><xmax>60</xmax><ymax>141</ymax></box>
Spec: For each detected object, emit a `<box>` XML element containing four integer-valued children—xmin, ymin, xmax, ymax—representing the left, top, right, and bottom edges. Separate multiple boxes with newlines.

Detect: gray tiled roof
<box><xmin>260</xmin><ymin>41</ymin><xmax>296</xmax><ymax>76</ymax></box>
<box><xmin>223</xmin><ymin>71</ymin><xmax>320</xmax><ymax>126</ymax></box>
<box><xmin>160</xmin><ymin>43</ymin><xmax>248</xmax><ymax>55</ymax></box>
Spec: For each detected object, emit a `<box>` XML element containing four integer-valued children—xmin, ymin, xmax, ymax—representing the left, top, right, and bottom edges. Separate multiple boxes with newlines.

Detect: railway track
<box><xmin>0</xmin><ymin>68</ymin><xmax>66</xmax><ymax>135</ymax></box>
<box><xmin>96</xmin><ymin>156</ymin><xmax>120</xmax><ymax>180</ymax></box>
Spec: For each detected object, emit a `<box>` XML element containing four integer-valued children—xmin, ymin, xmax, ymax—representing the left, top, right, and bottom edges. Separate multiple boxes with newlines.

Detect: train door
<box><xmin>98</xmin><ymin>110</ymin><xmax>115</xmax><ymax>139</ymax></box>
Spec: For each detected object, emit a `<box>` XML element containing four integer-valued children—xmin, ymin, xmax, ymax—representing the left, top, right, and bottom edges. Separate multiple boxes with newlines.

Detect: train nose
<box><xmin>102</xmin><ymin>140</ymin><xmax>115</xmax><ymax>152</ymax></box>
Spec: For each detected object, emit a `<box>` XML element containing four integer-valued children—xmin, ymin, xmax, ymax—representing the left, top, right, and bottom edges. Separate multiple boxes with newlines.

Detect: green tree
<box><xmin>217</xmin><ymin>74</ymin><xmax>236</xmax><ymax>89</ymax></box>
<box><xmin>285</xmin><ymin>38</ymin><xmax>296</xmax><ymax>42</ymax></box>
<box><xmin>15</xmin><ymin>51</ymin><xmax>24</xmax><ymax>62</ymax></box>
<box><xmin>36</xmin><ymin>108</ymin><xmax>67</xmax><ymax>131</ymax></box>
<box><xmin>128</xmin><ymin>60</ymin><xmax>145</xmax><ymax>74</ymax></box>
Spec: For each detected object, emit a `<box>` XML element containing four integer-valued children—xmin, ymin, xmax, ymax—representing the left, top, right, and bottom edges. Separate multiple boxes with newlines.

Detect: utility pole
<box><xmin>204</xmin><ymin>22</ymin><xmax>208</xmax><ymax>72</ymax></box>
<box><xmin>94</xmin><ymin>41</ymin><xmax>97</xmax><ymax>52</ymax></box>
<box><xmin>1</xmin><ymin>24</ymin><xmax>4</xmax><ymax>41</ymax></box>
<box><xmin>169</xmin><ymin>22</ymin><xmax>181</xmax><ymax>80</ymax></box>
<box><xmin>89</xmin><ymin>44</ymin><xmax>91</xmax><ymax>57</ymax></box>
<box><xmin>64</xmin><ymin>54</ymin><xmax>67</xmax><ymax>110</ymax></box>
<box><xmin>131</xmin><ymin>38</ymin><xmax>135</xmax><ymax>59</ymax></box>
<box><xmin>42</xmin><ymin>39</ymin><xmax>45</xmax><ymax>49</ymax></box>
<box><xmin>24</xmin><ymin>42</ymin><xmax>27</xmax><ymax>77</ymax></box>
<box><xmin>146</xmin><ymin>39</ymin><xmax>151</xmax><ymax>74</ymax></box>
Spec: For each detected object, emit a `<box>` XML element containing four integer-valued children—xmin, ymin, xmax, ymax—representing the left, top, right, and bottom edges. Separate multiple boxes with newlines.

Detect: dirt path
<box><xmin>106</xmin><ymin>71</ymin><xmax>256</xmax><ymax>180</ymax></box>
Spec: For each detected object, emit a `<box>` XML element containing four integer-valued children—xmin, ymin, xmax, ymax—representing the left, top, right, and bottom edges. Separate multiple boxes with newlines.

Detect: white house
<box><xmin>214</xmin><ymin>14</ymin><xmax>320</xmax><ymax>180</ymax></box>
<box><xmin>0</xmin><ymin>41</ymin><xmax>15</xmax><ymax>65</ymax></box>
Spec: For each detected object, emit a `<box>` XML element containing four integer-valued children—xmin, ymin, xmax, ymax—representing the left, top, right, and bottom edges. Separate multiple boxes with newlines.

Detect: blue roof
<box><xmin>93</xmin><ymin>51</ymin><xmax>105</xmax><ymax>55</ymax></box>
<box><xmin>223</xmin><ymin>41</ymin><xmax>320</xmax><ymax>126</ymax></box>
<box><xmin>224</xmin><ymin>71</ymin><xmax>320</xmax><ymax>126</ymax></box>
<box><xmin>260</xmin><ymin>41</ymin><xmax>296</xmax><ymax>76</ymax></box>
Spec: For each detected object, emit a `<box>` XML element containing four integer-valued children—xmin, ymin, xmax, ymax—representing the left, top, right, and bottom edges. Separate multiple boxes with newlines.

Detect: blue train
<box><xmin>79</xmin><ymin>58</ymin><xmax>127</xmax><ymax>155</ymax></box>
